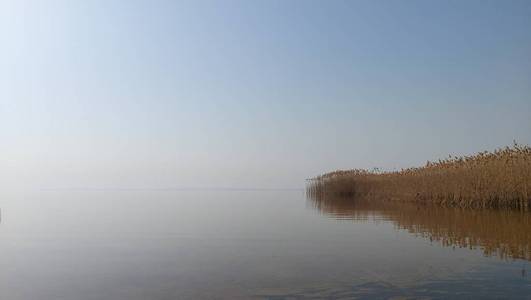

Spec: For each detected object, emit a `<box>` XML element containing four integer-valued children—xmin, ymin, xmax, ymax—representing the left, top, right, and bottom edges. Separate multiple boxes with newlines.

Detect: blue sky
<box><xmin>1</xmin><ymin>0</ymin><xmax>530</xmax><ymax>189</ymax></box>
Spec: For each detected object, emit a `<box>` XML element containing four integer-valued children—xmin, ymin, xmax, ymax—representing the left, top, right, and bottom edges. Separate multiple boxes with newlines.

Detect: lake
<box><xmin>0</xmin><ymin>190</ymin><xmax>530</xmax><ymax>299</ymax></box>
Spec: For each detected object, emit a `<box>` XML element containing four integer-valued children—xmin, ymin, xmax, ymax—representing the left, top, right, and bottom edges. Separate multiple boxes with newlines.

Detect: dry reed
<box><xmin>308</xmin><ymin>143</ymin><xmax>531</xmax><ymax>210</ymax></box>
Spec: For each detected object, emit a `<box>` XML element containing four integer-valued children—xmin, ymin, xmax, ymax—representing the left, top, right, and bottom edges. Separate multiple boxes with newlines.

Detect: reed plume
<box><xmin>308</xmin><ymin>143</ymin><xmax>531</xmax><ymax>210</ymax></box>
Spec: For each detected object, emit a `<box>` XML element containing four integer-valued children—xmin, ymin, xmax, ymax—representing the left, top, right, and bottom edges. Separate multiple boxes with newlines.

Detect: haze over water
<box><xmin>2</xmin><ymin>1</ymin><xmax>530</xmax><ymax>191</ymax></box>
<box><xmin>1</xmin><ymin>190</ymin><xmax>529</xmax><ymax>299</ymax></box>
<box><xmin>2</xmin><ymin>1</ymin><xmax>531</xmax><ymax>299</ymax></box>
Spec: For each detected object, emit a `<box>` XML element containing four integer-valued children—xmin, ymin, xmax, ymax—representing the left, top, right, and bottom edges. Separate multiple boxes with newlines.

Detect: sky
<box><xmin>1</xmin><ymin>0</ymin><xmax>530</xmax><ymax>189</ymax></box>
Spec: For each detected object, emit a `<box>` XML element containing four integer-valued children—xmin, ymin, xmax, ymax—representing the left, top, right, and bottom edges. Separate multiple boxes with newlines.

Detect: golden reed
<box><xmin>307</xmin><ymin>143</ymin><xmax>531</xmax><ymax>210</ymax></box>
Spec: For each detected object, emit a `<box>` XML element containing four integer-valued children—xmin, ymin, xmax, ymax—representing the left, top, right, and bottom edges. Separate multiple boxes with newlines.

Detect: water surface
<box><xmin>0</xmin><ymin>190</ymin><xmax>529</xmax><ymax>299</ymax></box>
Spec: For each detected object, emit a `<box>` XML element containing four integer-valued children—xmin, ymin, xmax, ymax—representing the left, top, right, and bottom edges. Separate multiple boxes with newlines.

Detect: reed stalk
<box><xmin>308</xmin><ymin>144</ymin><xmax>531</xmax><ymax>211</ymax></box>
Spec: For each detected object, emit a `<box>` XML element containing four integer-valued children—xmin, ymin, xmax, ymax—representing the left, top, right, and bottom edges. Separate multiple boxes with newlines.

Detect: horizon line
<box><xmin>38</xmin><ymin>187</ymin><xmax>305</xmax><ymax>192</ymax></box>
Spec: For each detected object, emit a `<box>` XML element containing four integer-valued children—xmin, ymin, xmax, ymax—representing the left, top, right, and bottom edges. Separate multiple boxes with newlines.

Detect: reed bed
<box><xmin>308</xmin><ymin>144</ymin><xmax>531</xmax><ymax>210</ymax></box>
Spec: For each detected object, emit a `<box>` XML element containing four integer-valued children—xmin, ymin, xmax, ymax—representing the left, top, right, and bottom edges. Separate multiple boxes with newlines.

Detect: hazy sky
<box><xmin>1</xmin><ymin>0</ymin><xmax>530</xmax><ymax>189</ymax></box>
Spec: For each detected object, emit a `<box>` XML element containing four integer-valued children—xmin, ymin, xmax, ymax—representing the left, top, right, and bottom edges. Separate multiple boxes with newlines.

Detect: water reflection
<box><xmin>308</xmin><ymin>194</ymin><xmax>531</xmax><ymax>261</ymax></box>
<box><xmin>2</xmin><ymin>191</ymin><xmax>530</xmax><ymax>299</ymax></box>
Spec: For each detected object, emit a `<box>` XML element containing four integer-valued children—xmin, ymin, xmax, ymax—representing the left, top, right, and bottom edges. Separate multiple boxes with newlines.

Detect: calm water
<box><xmin>0</xmin><ymin>190</ymin><xmax>530</xmax><ymax>299</ymax></box>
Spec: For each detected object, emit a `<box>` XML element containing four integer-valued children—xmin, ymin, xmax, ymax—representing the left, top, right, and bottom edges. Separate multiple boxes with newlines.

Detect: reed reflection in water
<box><xmin>308</xmin><ymin>193</ymin><xmax>531</xmax><ymax>261</ymax></box>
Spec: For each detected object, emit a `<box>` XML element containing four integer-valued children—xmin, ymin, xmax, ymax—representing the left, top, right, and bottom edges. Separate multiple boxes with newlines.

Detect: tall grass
<box><xmin>308</xmin><ymin>144</ymin><xmax>531</xmax><ymax>210</ymax></box>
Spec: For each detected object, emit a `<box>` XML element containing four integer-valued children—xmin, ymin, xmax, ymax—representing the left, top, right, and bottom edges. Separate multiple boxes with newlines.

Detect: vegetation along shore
<box><xmin>307</xmin><ymin>144</ymin><xmax>531</xmax><ymax>210</ymax></box>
